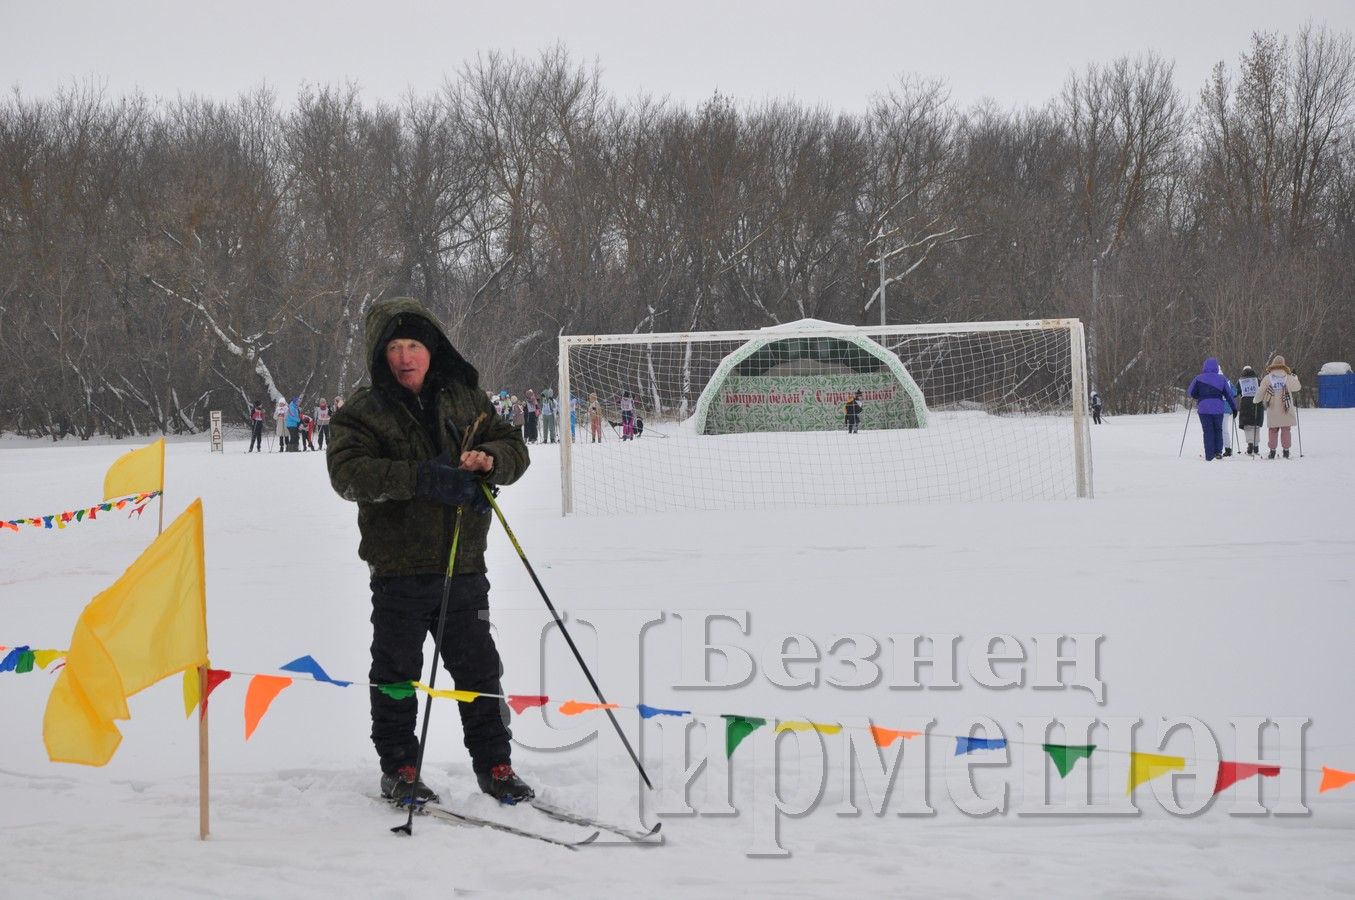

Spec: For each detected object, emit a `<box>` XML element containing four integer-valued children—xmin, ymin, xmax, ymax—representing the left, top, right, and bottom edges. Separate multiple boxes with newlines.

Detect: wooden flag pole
<box><xmin>198</xmin><ymin>664</ymin><xmax>210</xmax><ymax>840</ymax></box>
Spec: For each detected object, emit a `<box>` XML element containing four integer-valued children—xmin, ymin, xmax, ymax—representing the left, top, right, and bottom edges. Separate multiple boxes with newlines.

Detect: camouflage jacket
<box><xmin>326</xmin><ymin>298</ymin><xmax>529</xmax><ymax>576</ymax></box>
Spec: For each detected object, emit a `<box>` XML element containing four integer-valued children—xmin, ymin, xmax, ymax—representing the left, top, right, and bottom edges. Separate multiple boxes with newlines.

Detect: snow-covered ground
<box><xmin>3</xmin><ymin>411</ymin><xmax>1353</xmax><ymax>898</ymax></box>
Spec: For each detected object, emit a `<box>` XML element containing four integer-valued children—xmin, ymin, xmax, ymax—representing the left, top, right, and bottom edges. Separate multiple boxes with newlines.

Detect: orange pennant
<box><xmin>1319</xmin><ymin>766</ymin><xmax>1355</xmax><ymax>793</ymax></box>
<box><xmin>558</xmin><ymin>700</ymin><xmax>618</xmax><ymax>716</ymax></box>
<box><xmin>244</xmin><ymin>675</ymin><xmax>293</xmax><ymax>739</ymax></box>
<box><xmin>871</xmin><ymin>725</ymin><xmax>921</xmax><ymax>748</ymax></box>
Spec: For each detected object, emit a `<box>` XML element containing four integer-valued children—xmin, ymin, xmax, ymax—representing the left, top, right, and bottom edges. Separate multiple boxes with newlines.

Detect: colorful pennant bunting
<box><xmin>955</xmin><ymin>736</ymin><xmax>1008</xmax><ymax>755</ymax></box>
<box><xmin>1212</xmin><ymin>761</ymin><xmax>1281</xmax><ymax>795</ymax></box>
<box><xmin>1128</xmin><ymin>752</ymin><xmax>1186</xmax><ymax>793</ymax></box>
<box><xmin>182</xmin><ymin>668</ymin><xmax>233</xmax><ymax>718</ymax></box>
<box><xmin>870</xmin><ymin>725</ymin><xmax>920</xmax><ymax>748</ymax></box>
<box><xmin>636</xmin><ymin>703</ymin><xmax>691</xmax><ymax>719</ymax></box>
<box><xmin>775</xmin><ymin>720</ymin><xmax>843</xmax><ymax>735</ymax></box>
<box><xmin>280</xmin><ymin>655</ymin><xmax>353</xmax><ymax>687</ymax></box>
<box><xmin>1044</xmin><ymin>744</ymin><xmax>1097</xmax><ymax>778</ymax></box>
<box><xmin>507</xmin><ymin>695</ymin><xmax>550</xmax><ymax>714</ymax></box>
<box><xmin>559</xmin><ymin>700</ymin><xmax>619</xmax><ymax>715</ymax></box>
<box><xmin>2</xmin><ymin>492</ymin><xmax>161</xmax><ymax>537</ymax></box>
<box><xmin>244</xmin><ymin>675</ymin><xmax>293</xmax><ymax>739</ymax></box>
<box><xmin>1319</xmin><ymin>767</ymin><xmax>1355</xmax><ymax>793</ymax></box>
<box><xmin>723</xmin><ymin>715</ymin><xmax>767</xmax><ymax>758</ymax></box>
<box><xmin>377</xmin><ymin>682</ymin><xmax>418</xmax><ymax>700</ymax></box>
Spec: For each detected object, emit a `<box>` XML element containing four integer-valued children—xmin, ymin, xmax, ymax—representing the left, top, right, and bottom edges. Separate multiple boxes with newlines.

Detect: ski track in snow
<box><xmin>2</xmin><ymin>411</ymin><xmax>1354</xmax><ymax>898</ymax></box>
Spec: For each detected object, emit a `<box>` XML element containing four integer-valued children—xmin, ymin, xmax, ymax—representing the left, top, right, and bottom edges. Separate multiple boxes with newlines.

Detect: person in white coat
<box><xmin>1256</xmin><ymin>355</ymin><xmax>1301</xmax><ymax>459</ymax></box>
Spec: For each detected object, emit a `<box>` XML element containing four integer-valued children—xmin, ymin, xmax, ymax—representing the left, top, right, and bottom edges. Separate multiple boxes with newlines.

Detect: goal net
<box><xmin>558</xmin><ymin>318</ymin><xmax>1091</xmax><ymax>515</ymax></box>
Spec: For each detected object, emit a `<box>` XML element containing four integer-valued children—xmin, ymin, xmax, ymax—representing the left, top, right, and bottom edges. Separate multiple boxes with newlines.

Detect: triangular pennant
<box><xmin>636</xmin><ymin>703</ymin><xmax>691</xmax><ymax>719</ymax></box>
<box><xmin>87</xmin><ymin>506</ymin><xmax>97</xmax><ymax>520</ymax></box>
<box><xmin>183</xmin><ymin>670</ymin><xmax>200</xmax><ymax>718</ymax></box>
<box><xmin>1043</xmin><ymin>744</ymin><xmax>1096</xmax><ymax>778</ymax></box>
<box><xmin>74</xmin><ymin>509</ymin><xmax>86</xmax><ymax>522</ymax></box>
<box><xmin>1213</xmin><ymin>761</ymin><xmax>1281</xmax><ymax>795</ymax></box>
<box><xmin>0</xmin><ymin>646</ymin><xmax>29</xmax><ymax>672</ymax></box>
<box><xmin>32</xmin><ymin>649</ymin><xmax>64</xmax><ymax>670</ymax></box>
<box><xmin>16</xmin><ymin>649</ymin><xmax>35</xmax><ymax>673</ymax></box>
<box><xmin>244</xmin><ymin>675</ymin><xmax>293</xmax><ymax>739</ymax></box>
<box><xmin>775</xmin><ymin>720</ymin><xmax>843</xmax><ymax>735</ymax></box>
<box><xmin>412</xmin><ymin>682</ymin><xmax>481</xmax><ymax>703</ymax></box>
<box><xmin>558</xmin><ymin>700</ymin><xmax>619</xmax><ymax>716</ymax></box>
<box><xmin>377</xmin><ymin>682</ymin><xmax>417</xmax><ymax>700</ymax></box>
<box><xmin>507</xmin><ymin>695</ymin><xmax>549</xmax><ymax>714</ymax></box>
<box><xmin>1128</xmin><ymin>752</ymin><xmax>1186</xmax><ymax>793</ymax></box>
<box><xmin>722</xmin><ymin>715</ymin><xmax>767</xmax><ymax>758</ymax></box>
<box><xmin>1319</xmin><ymin>767</ymin><xmax>1355</xmax><ymax>793</ymax></box>
<box><xmin>955</xmin><ymin>736</ymin><xmax>1008</xmax><ymax>755</ymax></box>
<box><xmin>202</xmin><ymin>669</ymin><xmax>232</xmax><ymax>718</ymax></box>
<box><xmin>279</xmin><ymin>655</ymin><xmax>353</xmax><ymax>687</ymax></box>
<box><xmin>870</xmin><ymin>725</ymin><xmax>921</xmax><ymax>748</ymax></box>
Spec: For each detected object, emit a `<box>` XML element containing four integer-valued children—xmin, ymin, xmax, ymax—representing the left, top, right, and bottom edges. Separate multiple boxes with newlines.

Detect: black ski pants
<box><xmin>368</xmin><ymin>573</ymin><xmax>512</xmax><ymax>776</ymax></box>
<box><xmin>248</xmin><ymin>421</ymin><xmax>264</xmax><ymax>451</ymax></box>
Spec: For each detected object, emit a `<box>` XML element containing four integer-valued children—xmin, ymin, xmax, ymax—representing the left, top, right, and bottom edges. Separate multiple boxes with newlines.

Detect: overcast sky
<box><xmin>3</xmin><ymin>0</ymin><xmax>1353</xmax><ymax>112</ymax></box>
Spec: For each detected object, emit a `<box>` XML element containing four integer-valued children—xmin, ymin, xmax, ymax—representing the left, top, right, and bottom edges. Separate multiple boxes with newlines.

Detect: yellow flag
<box><xmin>774</xmin><ymin>721</ymin><xmax>843</xmax><ymax>735</ymax></box>
<box><xmin>44</xmin><ymin>499</ymin><xmax>208</xmax><ymax>766</ymax></box>
<box><xmin>1127</xmin><ymin>752</ymin><xmax>1186</xmax><ymax>794</ymax></box>
<box><xmin>412</xmin><ymin>682</ymin><xmax>481</xmax><ymax>703</ymax></box>
<box><xmin>103</xmin><ymin>438</ymin><xmax>165</xmax><ymax>500</ymax></box>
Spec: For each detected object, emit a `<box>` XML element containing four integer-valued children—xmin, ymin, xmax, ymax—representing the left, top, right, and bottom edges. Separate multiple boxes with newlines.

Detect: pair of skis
<box><xmin>382</xmin><ymin>796</ymin><xmax>660</xmax><ymax>850</ymax></box>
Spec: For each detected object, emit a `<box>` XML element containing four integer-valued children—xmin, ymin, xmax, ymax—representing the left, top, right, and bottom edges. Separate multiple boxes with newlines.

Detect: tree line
<box><xmin>1</xmin><ymin>27</ymin><xmax>1352</xmax><ymax>437</ymax></box>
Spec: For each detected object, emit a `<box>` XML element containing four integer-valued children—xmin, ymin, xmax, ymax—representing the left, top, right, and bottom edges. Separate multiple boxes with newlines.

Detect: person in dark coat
<box><xmin>845</xmin><ymin>390</ymin><xmax>863</xmax><ymax>434</ymax></box>
<box><xmin>327</xmin><ymin>297</ymin><xmax>534</xmax><ymax>807</ymax></box>
<box><xmin>1090</xmin><ymin>391</ymin><xmax>1103</xmax><ymax>425</ymax></box>
<box><xmin>1186</xmin><ymin>357</ymin><xmax>1237</xmax><ymax>461</ymax></box>
<box><xmin>1235</xmin><ymin>365</ymin><xmax>1264</xmax><ymax>456</ymax></box>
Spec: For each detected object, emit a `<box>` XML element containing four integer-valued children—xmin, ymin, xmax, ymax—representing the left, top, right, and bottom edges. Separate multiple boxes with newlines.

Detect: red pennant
<box><xmin>87</xmin><ymin>506</ymin><xmax>97</xmax><ymax>520</ymax></box>
<box><xmin>0</xmin><ymin>521</ymin><xmax>17</xmax><ymax>532</ymax></box>
<box><xmin>506</xmin><ymin>695</ymin><xmax>550</xmax><ymax>715</ymax></box>
<box><xmin>1213</xmin><ymin>761</ymin><xmax>1281</xmax><ymax>795</ymax></box>
<box><xmin>130</xmin><ymin>502</ymin><xmax>149</xmax><ymax>518</ymax></box>
<box><xmin>61</xmin><ymin>511</ymin><xmax>73</xmax><ymax>523</ymax></box>
<box><xmin>199</xmin><ymin>669</ymin><xmax>234</xmax><ymax>719</ymax></box>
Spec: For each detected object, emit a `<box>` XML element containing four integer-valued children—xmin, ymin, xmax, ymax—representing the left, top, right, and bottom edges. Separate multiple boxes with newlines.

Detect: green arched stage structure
<box><xmin>693</xmin><ymin>319</ymin><xmax>929</xmax><ymax>435</ymax></box>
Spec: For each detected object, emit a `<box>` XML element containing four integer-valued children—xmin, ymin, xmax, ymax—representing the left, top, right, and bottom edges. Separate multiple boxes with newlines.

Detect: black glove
<box><xmin>415</xmin><ymin>453</ymin><xmax>483</xmax><ymax>509</ymax></box>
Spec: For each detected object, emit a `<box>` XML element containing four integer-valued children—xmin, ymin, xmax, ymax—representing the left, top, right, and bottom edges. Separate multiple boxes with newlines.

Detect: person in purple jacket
<box><xmin>1187</xmin><ymin>357</ymin><xmax>1237</xmax><ymax>461</ymax></box>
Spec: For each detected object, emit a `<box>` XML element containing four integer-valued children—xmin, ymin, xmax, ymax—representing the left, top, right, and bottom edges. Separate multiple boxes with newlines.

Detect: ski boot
<box><xmin>1268</xmin><ymin>449</ymin><xmax>1276</xmax><ymax>459</ymax></box>
<box><xmin>381</xmin><ymin>766</ymin><xmax>440</xmax><ymax>805</ymax></box>
<box><xmin>1283</xmin><ymin>449</ymin><xmax>1290</xmax><ymax>459</ymax></box>
<box><xmin>1223</xmin><ymin>447</ymin><xmax>1232</xmax><ymax>457</ymax></box>
<box><xmin>478</xmin><ymin>764</ymin><xmax>535</xmax><ymax>805</ymax></box>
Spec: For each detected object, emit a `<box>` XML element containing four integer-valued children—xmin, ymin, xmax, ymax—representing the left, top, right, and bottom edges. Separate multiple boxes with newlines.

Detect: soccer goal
<box><xmin>558</xmin><ymin>318</ymin><xmax>1092</xmax><ymax>515</ymax></box>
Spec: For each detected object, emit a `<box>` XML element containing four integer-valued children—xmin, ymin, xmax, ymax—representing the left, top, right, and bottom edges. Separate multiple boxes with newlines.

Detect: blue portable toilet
<box><xmin>1318</xmin><ymin>362</ymin><xmax>1355</xmax><ymax>408</ymax></box>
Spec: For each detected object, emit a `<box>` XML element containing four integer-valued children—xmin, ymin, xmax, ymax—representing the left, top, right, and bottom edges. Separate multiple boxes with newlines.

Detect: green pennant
<box><xmin>376</xmin><ymin>681</ymin><xmax>417</xmax><ymax>700</ymax></box>
<box><xmin>1043</xmin><ymin>743</ymin><xmax>1096</xmax><ymax>778</ymax></box>
<box><xmin>75</xmin><ymin>509</ymin><xmax>86</xmax><ymax>522</ymax></box>
<box><xmin>16</xmin><ymin>650</ymin><xmax>35</xmax><ymax>674</ymax></box>
<box><xmin>722</xmin><ymin>714</ymin><xmax>767</xmax><ymax>758</ymax></box>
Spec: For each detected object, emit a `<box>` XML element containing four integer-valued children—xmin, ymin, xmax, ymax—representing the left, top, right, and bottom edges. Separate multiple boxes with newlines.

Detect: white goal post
<box><xmin>558</xmin><ymin>318</ymin><xmax>1092</xmax><ymax>515</ymax></box>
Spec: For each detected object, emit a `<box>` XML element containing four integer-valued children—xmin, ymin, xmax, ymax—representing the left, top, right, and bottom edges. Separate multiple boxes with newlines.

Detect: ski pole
<box><xmin>480</xmin><ymin>482</ymin><xmax>654</xmax><ymax>791</ymax></box>
<box><xmin>1295</xmin><ymin>405</ymin><xmax>1304</xmax><ymax>458</ymax></box>
<box><xmin>392</xmin><ymin>508</ymin><xmax>463</xmax><ymax>837</ymax></box>
<box><xmin>1177</xmin><ymin>400</ymin><xmax>1194</xmax><ymax>458</ymax></box>
<box><xmin>393</xmin><ymin>414</ymin><xmax>488</xmax><ymax>837</ymax></box>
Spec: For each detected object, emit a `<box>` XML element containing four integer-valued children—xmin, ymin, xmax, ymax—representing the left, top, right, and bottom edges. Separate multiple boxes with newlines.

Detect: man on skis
<box><xmin>326</xmin><ymin>297</ymin><xmax>534</xmax><ymax>806</ymax></box>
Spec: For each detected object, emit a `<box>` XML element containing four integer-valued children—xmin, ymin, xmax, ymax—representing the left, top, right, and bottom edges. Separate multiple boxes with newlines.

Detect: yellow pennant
<box><xmin>775</xmin><ymin>720</ymin><xmax>843</xmax><ymax>735</ymax></box>
<box><xmin>1128</xmin><ymin>752</ymin><xmax>1186</xmax><ymax>794</ymax></box>
<box><xmin>412</xmin><ymin>682</ymin><xmax>481</xmax><ymax>703</ymax></box>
